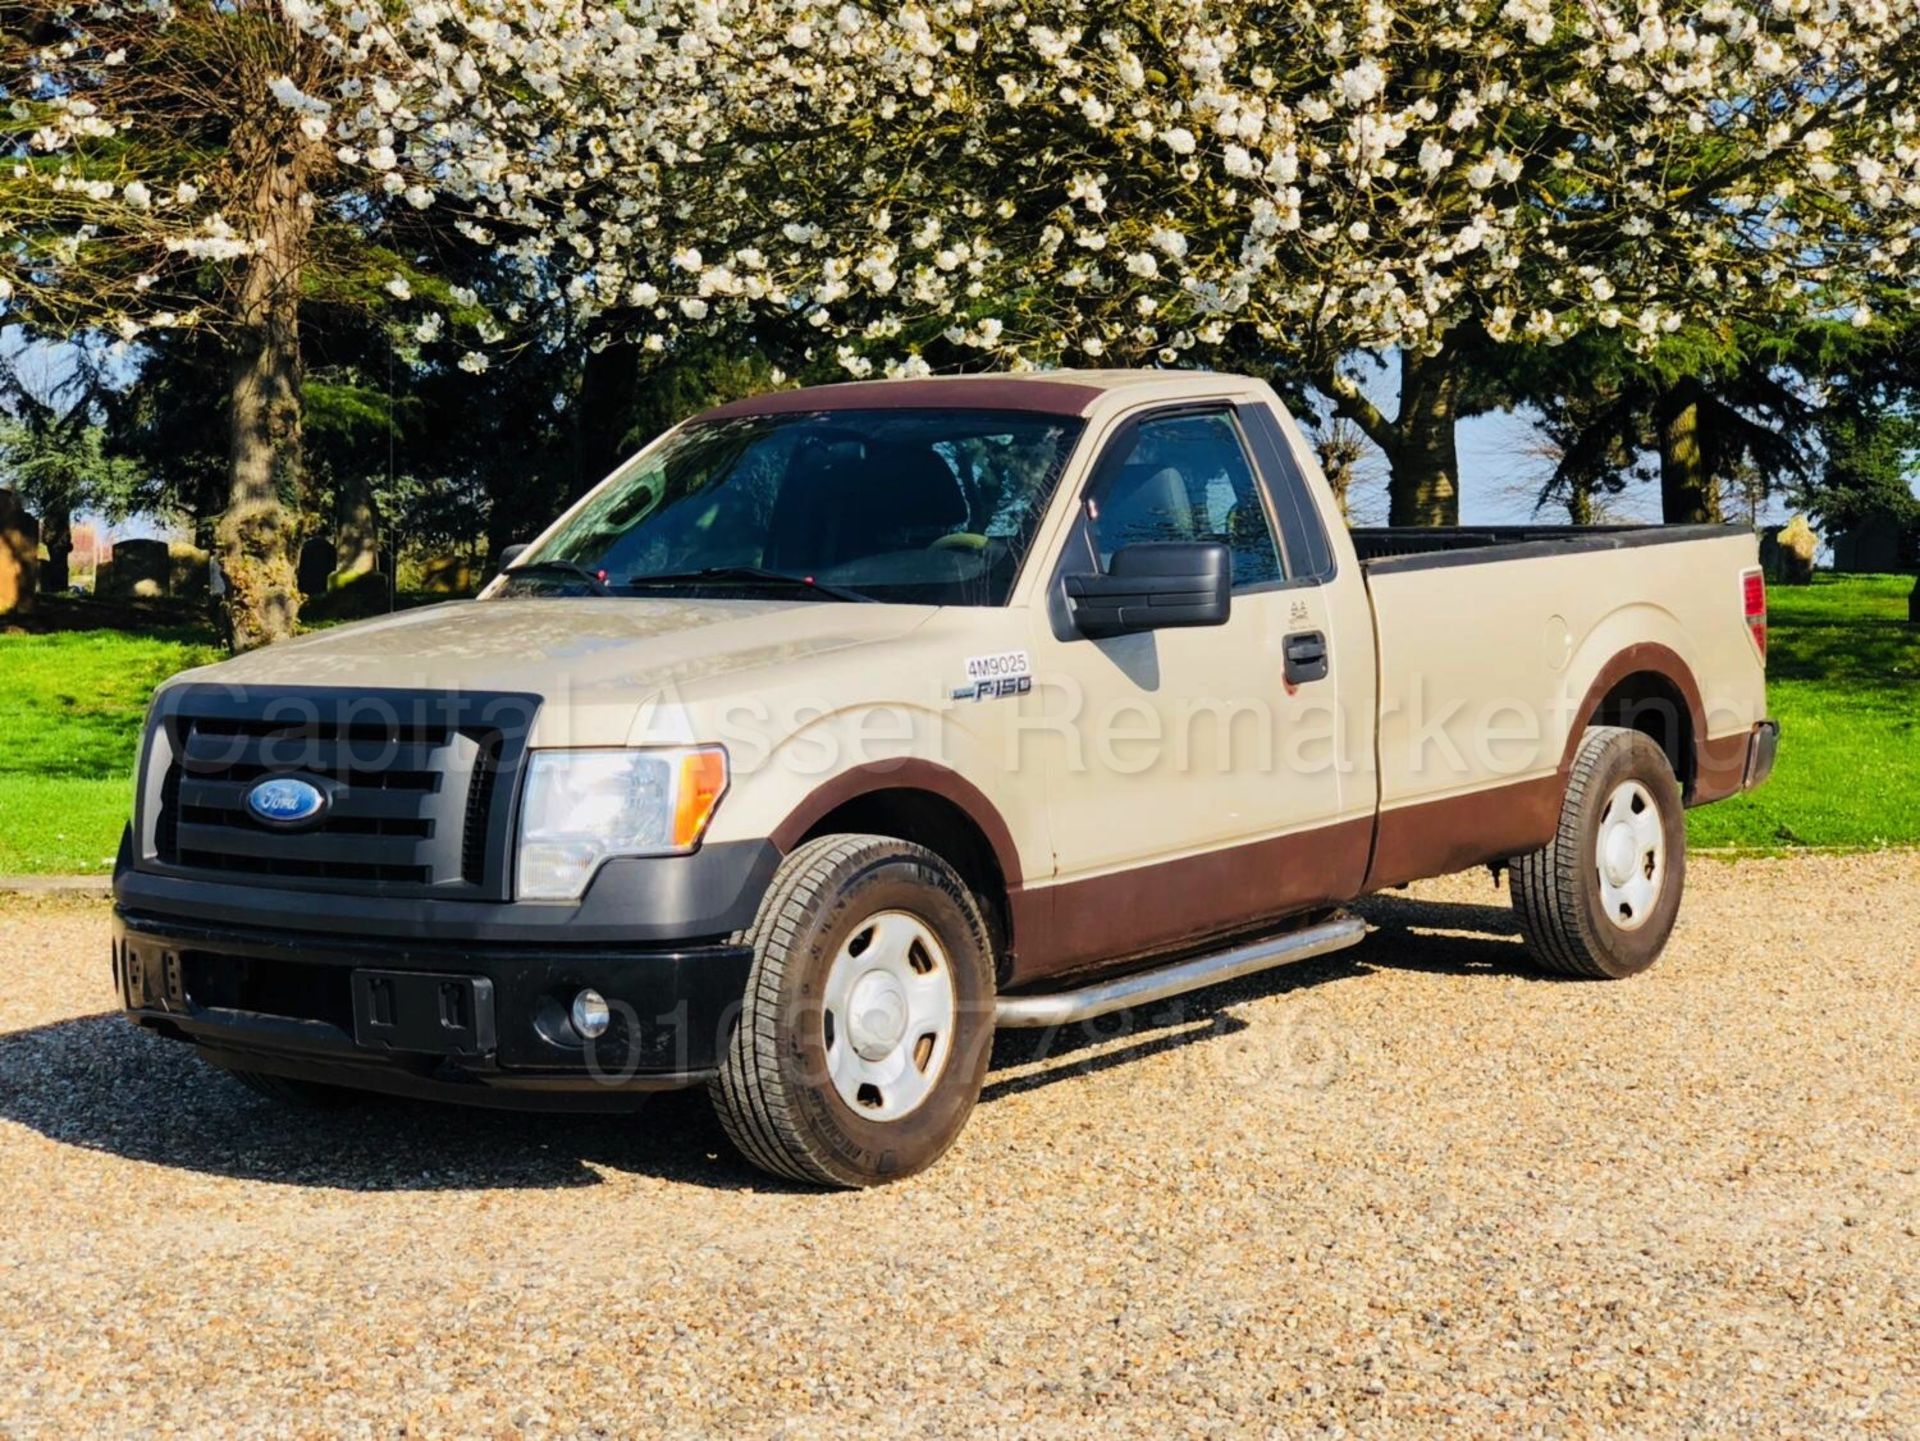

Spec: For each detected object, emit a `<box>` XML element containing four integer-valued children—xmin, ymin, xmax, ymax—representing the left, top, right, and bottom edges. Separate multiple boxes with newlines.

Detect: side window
<box><xmin>1238</xmin><ymin>402</ymin><xmax>1337</xmax><ymax>582</ymax></box>
<box><xmin>1084</xmin><ymin>412</ymin><xmax>1284</xmax><ymax>589</ymax></box>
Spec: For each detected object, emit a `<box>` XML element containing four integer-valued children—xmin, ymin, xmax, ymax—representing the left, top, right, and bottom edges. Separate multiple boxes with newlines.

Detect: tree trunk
<box><xmin>576</xmin><ymin>333</ymin><xmax>641</xmax><ymax>498</ymax></box>
<box><xmin>1657</xmin><ymin>382</ymin><xmax>1720</xmax><ymax>525</ymax></box>
<box><xmin>0</xmin><ymin>489</ymin><xmax>36</xmax><ymax>617</ymax></box>
<box><xmin>218</xmin><ymin>118</ymin><xmax>314</xmax><ymax>651</ymax></box>
<box><xmin>1386</xmin><ymin>350</ymin><xmax>1462</xmax><ymax>526</ymax></box>
<box><xmin>335</xmin><ymin>472</ymin><xmax>380</xmax><ymax>579</ymax></box>
<box><xmin>41</xmin><ymin>502</ymin><xmax>72</xmax><ymax>593</ymax></box>
<box><xmin>1565</xmin><ymin>478</ymin><xmax>1595</xmax><ymax>526</ymax></box>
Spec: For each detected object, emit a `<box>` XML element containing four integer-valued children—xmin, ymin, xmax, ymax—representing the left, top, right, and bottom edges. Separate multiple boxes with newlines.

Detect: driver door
<box><xmin>1018</xmin><ymin>405</ymin><xmax>1367</xmax><ymax>973</ymax></box>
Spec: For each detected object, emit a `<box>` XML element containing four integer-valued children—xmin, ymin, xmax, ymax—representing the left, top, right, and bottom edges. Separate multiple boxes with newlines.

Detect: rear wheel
<box><xmin>710</xmin><ymin>834</ymin><xmax>995</xmax><ymax>1187</ymax></box>
<box><xmin>1511</xmin><ymin>725</ymin><xmax>1686</xmax><ymax>979</ymax></box>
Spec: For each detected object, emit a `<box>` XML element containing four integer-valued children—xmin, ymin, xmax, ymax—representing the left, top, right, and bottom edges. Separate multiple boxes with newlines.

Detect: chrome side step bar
<box><xmin>994</xmin><ymin>915</ymin><xmax>1369</xmax><ymax>1029</ymax></box>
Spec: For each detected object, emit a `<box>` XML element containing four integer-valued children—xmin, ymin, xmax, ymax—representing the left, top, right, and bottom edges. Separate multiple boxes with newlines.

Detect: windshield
<box><xmin>503</xmin><ymin>408</ymin><xmax>1084</xmax><ymax>606</ymax></box>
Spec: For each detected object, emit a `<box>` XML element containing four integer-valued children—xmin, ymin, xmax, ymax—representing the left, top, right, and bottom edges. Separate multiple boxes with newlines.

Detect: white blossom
<box><xmin>1148</xmin><ymin>226</ymin><xmax>1189</xmax><ymax>259</ymax></box>
<box><xmin>1336</xmin><ymin>61</ymin><xmax>1386</xmax><ymax>107</ymax></box>
<box><xmin>17</xmin><ymin>0</ymin><xmax>1920</xmax><ymax>386</ymax></box>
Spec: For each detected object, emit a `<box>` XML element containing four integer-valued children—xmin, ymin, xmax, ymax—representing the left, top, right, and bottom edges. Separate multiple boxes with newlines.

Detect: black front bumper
<box><xmin>114</xmin><ymin>909</ymin><xmax>753</xmax><ymax>1109</ymax></box>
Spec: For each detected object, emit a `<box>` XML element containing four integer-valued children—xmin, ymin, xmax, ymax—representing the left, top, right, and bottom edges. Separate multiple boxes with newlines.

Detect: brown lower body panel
<box><xmin>1362</xmin><ymin>773</ymin><xmax>1564</xmax><ymax>893</ymax></box>
<box><xmin>1007</xmin><ymin>815</ymin><xmax>1373</xmax><ymax>986</ymax></box>
<box><xmin>1007</xmin><ymin>774</ymin><xmax>1568</xmax><ymax>986</ymax></box>
<box><xmin>1006</xmin><ymin>720</ymin><xmax>1771</xmax><ymax>986</ymax></box>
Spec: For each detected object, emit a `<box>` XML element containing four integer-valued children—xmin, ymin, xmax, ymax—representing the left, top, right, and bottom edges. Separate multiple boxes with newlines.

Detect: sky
<box><xmin>1333</xmin><ymin>360</ymin><xmax>1797</xmax><ymax>532</ymax></box>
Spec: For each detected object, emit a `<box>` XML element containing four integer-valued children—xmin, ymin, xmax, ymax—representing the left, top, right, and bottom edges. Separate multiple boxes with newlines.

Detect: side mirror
<box><xmin>498</xmin><ymin>543</ymin><xmax>529</xmax><ymax>574</ymax></box>
<box><xmin>1065</xmin><ymin>541</ymin><xmax>1232</xmax><ymax>640</ymax></box>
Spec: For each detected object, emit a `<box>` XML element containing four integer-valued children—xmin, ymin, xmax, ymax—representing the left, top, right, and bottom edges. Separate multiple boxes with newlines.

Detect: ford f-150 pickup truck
<box><xmin>115</xmin><ymin>371</ymin><xmax>1778</xmax><ymax>1186</ymax></box>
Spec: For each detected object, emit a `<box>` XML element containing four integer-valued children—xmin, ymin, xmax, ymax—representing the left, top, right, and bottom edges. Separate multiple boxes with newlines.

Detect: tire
<box><xmin>228</xmin><ymin>1069</ymin><xmax>360</xmax><ymax>1108</ymax></box>
<box><xmin>710</xmin><ymin>834</ymin><xmax>996</xmax><ymax>1188</ymax></box>
<box><xmin>1511</xmin><ymin>725</ymin><xmax>1687</xmax><ymax>980</ymax></box>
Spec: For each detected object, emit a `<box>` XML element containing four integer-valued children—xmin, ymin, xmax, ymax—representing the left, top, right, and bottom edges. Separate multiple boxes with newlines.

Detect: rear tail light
<box><xmin>1741</xmin><ymin>567</ymin><xmax>1767</xmax><ymax>658</ymax></box>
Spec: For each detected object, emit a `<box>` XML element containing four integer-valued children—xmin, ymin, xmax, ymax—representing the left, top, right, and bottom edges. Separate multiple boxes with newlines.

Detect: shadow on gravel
<box><xmin>0</xmin><ymin>1012</ymin><xmax>795</xmax><ymax>1193</ymax></box>
<box><xmin>1351</xmin><ymin>893</ymin><xmax>1538</xmax><ymax>977</ymax></box>
<box><xmin>0</xmin><ymin>895</ymin><xmax>1534</xmax><ymax>1192</ymax></box>
<box><xmin>984</xmin><ymin>892</ymin><xmax>1540</xmax><ymax>1099</ymax></box>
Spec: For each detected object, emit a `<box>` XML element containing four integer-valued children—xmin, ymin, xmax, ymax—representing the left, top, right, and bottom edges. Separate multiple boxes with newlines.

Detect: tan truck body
<box><xmin>115</xmin><ymin>371</ymin><xmax>1775</xmax><ymax>1186</ymax></box>
<box><xmin>179</xmin><ymin>371</ymin><xmax>1767</xmax><ymax>981</ymax></box>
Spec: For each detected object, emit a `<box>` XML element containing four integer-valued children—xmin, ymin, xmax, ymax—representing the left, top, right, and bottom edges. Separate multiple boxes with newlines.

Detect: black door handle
<box><xmin>1284</xmin><ymin>630</ymin><xmax>1329</xmax><ymax>684</ymax></box>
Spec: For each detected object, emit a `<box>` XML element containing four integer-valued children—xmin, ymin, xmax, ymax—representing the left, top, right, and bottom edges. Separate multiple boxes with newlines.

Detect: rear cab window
<box><xmin>1236</xmin><ymin>402</ymin><xmax>1338</xmax><ymax>584</ymax></box>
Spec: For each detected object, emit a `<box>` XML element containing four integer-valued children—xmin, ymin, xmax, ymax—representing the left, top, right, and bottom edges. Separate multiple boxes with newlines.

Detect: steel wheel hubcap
<box><xmin>847</xmin><ymin>972</ymin><xmax>908</xmax><ymax>1060</ymax></box>
<box><xmin>1595</xmin><ymin>779</ymin><xmax>1665</xmax><ymax>931</ymax></box>
<box><xmin>821</xmin><ymin>910</ymin><xmax>956</xmax><ymax>1121</ymax></box>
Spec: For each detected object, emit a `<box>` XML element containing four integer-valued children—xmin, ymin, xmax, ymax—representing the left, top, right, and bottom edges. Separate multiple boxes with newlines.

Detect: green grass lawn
<box><xmin>1686</xmin><ymin>573</ymin><xmax>1919</xmax><ymax>852</ymax></box>
<box><xmin>0</xmin><ymin>575</ymin><xmax>1913</xmax><ymax>872</ymax></box>
<box><xmin>0</xmin><ymin>619</ymin><xmax>221</xmax><ymax>874</ymax></box>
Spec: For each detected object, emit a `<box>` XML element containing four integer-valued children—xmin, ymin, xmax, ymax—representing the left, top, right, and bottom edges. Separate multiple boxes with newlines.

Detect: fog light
<box><xmin>571</xmin><ymin>989</ymin><xmax>612</xmax><ymax>1040</ymax></box>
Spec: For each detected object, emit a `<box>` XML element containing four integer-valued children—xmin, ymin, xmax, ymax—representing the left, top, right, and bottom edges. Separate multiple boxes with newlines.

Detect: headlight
<box><xmin>516</xmin><ymin>746</ymin><xmax>728</xmax><ymax>901</ymax></box>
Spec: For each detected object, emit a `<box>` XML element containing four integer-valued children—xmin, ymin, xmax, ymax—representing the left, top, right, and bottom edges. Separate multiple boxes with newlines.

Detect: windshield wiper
<box><xmin>503</xmin><ymin>560</ymin><xmax>612</xmax><ymax>595</ymax></box>
<box><xmin>623</xmin><ymin>566</ymin><xmax>877</xmax><ymax>603</ymax></box>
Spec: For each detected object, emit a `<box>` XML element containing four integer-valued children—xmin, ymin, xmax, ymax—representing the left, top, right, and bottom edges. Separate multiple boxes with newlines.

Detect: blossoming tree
<box><xmin>1</xmin><ymin>0</ymin><xmax>614</xmax><ymax>645</ymax></box>
<box><xmin>10</xmin><ymin>0</ymin><xmax>1920</xmax><ymax>647</ymax></box>
<box><xmin>532</xmin><ymin>0</ymin><xmax>1920</xmax><ymax>525</ymax></box>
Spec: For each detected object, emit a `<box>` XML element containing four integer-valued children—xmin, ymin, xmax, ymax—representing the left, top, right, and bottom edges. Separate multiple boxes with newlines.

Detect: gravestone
<box><xmin>169</xmin><ymin>544</ymin><xmax>212</xmax><ymax>598</ymax></box>
<box><xmin>1774</xmin><ymin>515</ymin><xmax>1817</xmax><ymax>585</ymax></box>
<box><xmin>0</xmin><ymin>490</ymin><xmax>40</xmax><ymax>616</ymax></box>
<box><xmin>110</xmin><ymin>538</ymin><xmax>172</xmax><ymax>598</ymax></box>
<box><xmin>298</xmin><ymin>537</ymin><xmax>337</xmax><ymax>599</ymax></box>
<box><xmin>303</xmin><ymin>569</ymin><xmax>389</xmax><ymax>621</ymax></box>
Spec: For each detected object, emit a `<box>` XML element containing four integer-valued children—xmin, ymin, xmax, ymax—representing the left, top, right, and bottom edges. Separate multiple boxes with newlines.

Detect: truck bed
<box><xmin>1354</xmin><ymin>521</ymin><xmax>1768</xmax><ymax>885</ymax></box>
<box><xmin>1353</xmin><ymin>523</ymin><xmax>1745</xmax><ymax>570</ymax></box>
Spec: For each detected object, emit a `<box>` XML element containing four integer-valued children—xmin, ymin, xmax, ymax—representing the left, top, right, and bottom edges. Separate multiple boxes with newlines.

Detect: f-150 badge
<box><xmin>953</xmin><ymin>675</ymin><xmax>1033</xmax><ymax>702</ymax></box>
<box><xmin>954</xmin><ymin>650</ymin><xmax>1033</xmax><ymax>701</ymax></box>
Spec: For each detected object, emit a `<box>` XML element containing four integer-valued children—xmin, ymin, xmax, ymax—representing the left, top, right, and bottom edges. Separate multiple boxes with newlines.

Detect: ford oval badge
<box><xmin>245</xmin><ymin>776</ymin><xmax>328</xmax><ymax>828</ymax></box>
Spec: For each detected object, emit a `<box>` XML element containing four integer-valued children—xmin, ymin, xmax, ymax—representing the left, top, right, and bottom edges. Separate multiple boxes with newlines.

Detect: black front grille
<box><xmin>176</xmin><ymin>849</ymin><xmax>434</xmax><ymax>886</ymax></box>
<box><xmin>460</xmin><ymin>730</ymin><xmax>506</xmax><ymax>886</ymax></box>
<box><xmin>145</xmin><ymin>687</ymin><xmax>539</xmax><ymax>899</ymax></box>
<box><xmin>177</xmin><ymin>802</ymin><xmax>433</xmax><ymax>839</ymax></box>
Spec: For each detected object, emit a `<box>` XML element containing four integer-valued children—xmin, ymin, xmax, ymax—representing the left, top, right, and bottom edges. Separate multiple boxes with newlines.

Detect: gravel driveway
<box><xmin>1</xmin><ymin>853</ymin><xmax>1913</xmax><ymax>1438</ymax></box>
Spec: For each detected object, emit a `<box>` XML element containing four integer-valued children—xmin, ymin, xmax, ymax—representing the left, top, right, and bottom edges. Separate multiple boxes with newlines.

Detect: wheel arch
<box><xmin>1567</xmin><ymin>643</ymin><xmax>1707</xmax><ymax>800</ymax></box>
<box><xmin>769</xmin><ymin>762</ymin><xmax>1023</xmax><ymax>970</ymax></box>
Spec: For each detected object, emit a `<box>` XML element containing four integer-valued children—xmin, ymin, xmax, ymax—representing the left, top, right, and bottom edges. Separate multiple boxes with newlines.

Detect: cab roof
<box><xmin>696</xmin><ymin>370</ymin><xmax>1261</xmax><ymax>422</ymax></box>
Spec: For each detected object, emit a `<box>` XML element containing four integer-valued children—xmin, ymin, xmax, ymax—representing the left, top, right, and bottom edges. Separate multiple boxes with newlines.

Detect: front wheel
<box><xmin>710</xmin><ymin>834</ymin><xmax>996</xmax><ymax>1187</ymax></box>
<box><xmin>1511</xmin><ymin>725</ymin><xmax>1687</xmax><ymax>979</ymax></box>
